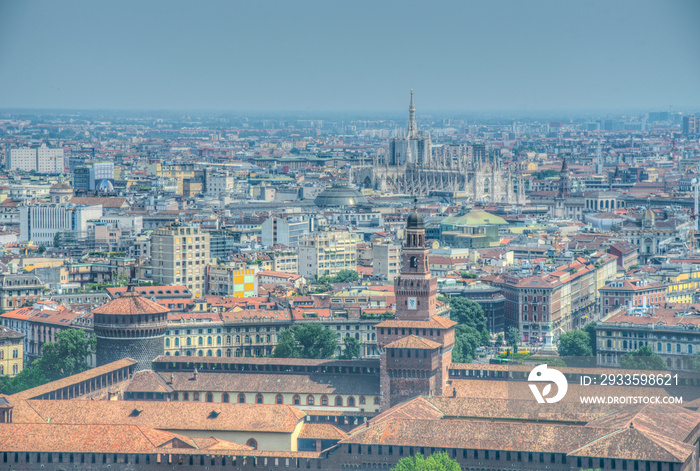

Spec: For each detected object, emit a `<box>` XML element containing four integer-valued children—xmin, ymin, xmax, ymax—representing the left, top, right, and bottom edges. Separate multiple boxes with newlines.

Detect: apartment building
<box><xmin>151</xmin><ymin>224</ymin><xmax>210</xmax><ymax>298</ymax></box>
<box><xmin>298</xmin><ymin>230</ymin><xmax>357</xmax><ymax>280</ymax></box>
<box><xmin>6</xmin><ymin>143</ymin><xmax>63</xmax><ymax>174</ymax></box>
<box><xmin>371</xmin><ymin>242</ymin><xmax>400</xmax><ymax>282</ymax></box>
<box><xmin>207</xmin><ymin>266</ymin><xmax>257</xmax><ymax>298</ymax></box>
<box><xmin>19</xmin><ymin>203</ymin><xmax>103</xmax><ymax>246</ymax></box>
<box><xmin>261</xmin><ymin>216</ymin><xmax>310</xmax><ymax>248</ymax></box>
<box><xmin>599</xmin><ymin>278</ymin><xmax>667</xmax><ymax>316</ymax></box>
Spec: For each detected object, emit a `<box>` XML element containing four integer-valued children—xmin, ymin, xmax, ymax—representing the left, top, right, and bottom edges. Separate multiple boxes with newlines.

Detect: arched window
<box><xmin>293</xmin><ymin>394</ymin><xmax>300</xmax><ymax>405</ymax></box>
<box><xmin>207</xmin><ymin>350</ymin><xmax>213</xmax><ymax>356</ymax></box>
<box><xmin>198</xmin><ymin>337</ymin><xmax>203</xmax><ymax>346</ymax></box>
<box><xmin>198</xmin><ymin>350</ymin><xmax>203</xmax><ymax>356</ymax></box>
<box><xmin>321</xmin><ymin>395</ymin><xmax>328</xmax><ymax>406</ymax></box>
<box><xmin>410</xmin><ymin>256</ymin><xmax>417</xmax><ymax>268</ymax></box>
<box><xmin>222</xmin><ymin>393</ymin><xmax>230</xmax><ymax>403</ymax></box>
<box><xmin>226</xmin><ymin>335</ymin><xmax>231</xmax><ymax>344</ymax></box>
<box><xmin>165</xmin><ymin>338</ymin><xmax>171</xmax><ymax>347</ymax></box>
<box><xmin>12</xmin><ymin>364</ymin><xmax>17</xmax><ymax>375</ymax></box>
<box><xmin>246</xmin><ymin>439</ymin><xmax>257</xmax><ymax>450</ymax></box>
<box><xmin>276</xmin><ymin>394</ymin><xmax>284</xmax><ymax>404</ymax></box>
<box><xmin>217</xmin><ymin>336</ymin><xmax>221</xmax><ymax>345</ymax></box>
<box><xmin>12</xmin><ymin>349</ymin><xmax>18</xmax><ymax>359</ymax></box>
<box><xmin>226</xmin><ymin>349</ymin><xmax>232</xmax><ymax>357</ymax></box>
<box><xmin>0</xmin><ymin>365</ymin><xmax>3</xmax><ymax>375</ymax></box>
<box><xmin>175</xmin><ymin>338</ymin><xmax>180</xmax><ymax>347</ymax></box>
<box><xmin>256</xmin><ymin>393</ymin><xmax>264</xmax><ymax>404</ymax></box>
<box><xmin>347</xmin><ymin>396</ymin><xmax>355</xmax><ymax>407</ymax></box>
<box><xmin>359</xmin><ymin>396</ymin><xmax>366</xmax><ymax>405</ymax></box>
<box><xmin>186</xmin><ymin>337</ymin><xmax>192</xmax><ymax>346</ymax></box>
<box><xmin>307</xmin><ymin>395</ymin><xmax>314</xmax><ymax>406</ymax></box>
<box><xmin>374</xmin><ymin>397</ymin><xmax>380</xmax><ymax>405</ymax></box>
<box><xmin>207</xmin><ymin>336</ymin><xmax>213</xmax><ymax>346</ymax></box>
<box><xmin>0</xmin><ymin>351</ymin><xmax>3</xmax><ymax>359</ymax></box>
<box><xmin>216</xmin><ymin>349</ymin><xmax>221</xmax><ymax>357</ymax></box>
<box><xmin>205</xmin><ymin>392</ymin><xmax>213</xmax><ymax>403</ymax></box>
<box><xmin>335</xmin><ymin>396</ymin><xmax>343</xmax><ymax>407</ymax></box>
<box><xmin>238</xmin><ymin>393</ymin><xmax>246</xmax><ymax>403</ymax></box>
<box><xmin>235</xmin><ymin>335</ymin><xmax>241</xmax><ymax>343</ymax></box>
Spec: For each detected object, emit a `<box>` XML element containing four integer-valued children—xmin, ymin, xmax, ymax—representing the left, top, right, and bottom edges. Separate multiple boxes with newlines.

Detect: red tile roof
<box><xmin>93</xmin><ymin>290</ymin><xmax>170</xmax><ymax>316</ymax></box>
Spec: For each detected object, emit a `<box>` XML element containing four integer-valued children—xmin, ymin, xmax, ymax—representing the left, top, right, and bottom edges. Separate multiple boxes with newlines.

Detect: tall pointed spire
<box><xmin>407</xmin><ymin>88</ymin><xmax>417</xmax><ymax>139</ymax></box>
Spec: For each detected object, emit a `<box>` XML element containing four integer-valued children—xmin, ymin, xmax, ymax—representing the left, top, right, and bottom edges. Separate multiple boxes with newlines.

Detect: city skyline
<box><xmin>1</xmin><ymin>0</ymin><xmax>699</xmax><ymax>112</ymax></box>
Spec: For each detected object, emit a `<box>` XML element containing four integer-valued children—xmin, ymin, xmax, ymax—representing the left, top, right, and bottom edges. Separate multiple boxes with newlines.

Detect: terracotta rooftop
<box><xmin>376</xmin><ymin>315</ymin><xmax>456</xmax><ymax>329</ymax></box>
<box><xmin>383</xmin><ymin>335</ymin><xmax>441</xmax><ymax>350</ymax></box>
<box><xmin>13</xmin><ymin>399</ymin><xmax>307</xmax><ymax>434</ymax></box>
<box><xmin>0</xmin><ymin>423</ymin><xmax>250</xmax><ymax>453</ymax></box>
<box><xmin>298</xmin><ymin>423</ymin><xmax>348</xmax><ymax>441</ymax></box>
<box><xmin>93</xmin><ymin>289</ymin><xmax>170</xmax><ymax>316</ymax></box>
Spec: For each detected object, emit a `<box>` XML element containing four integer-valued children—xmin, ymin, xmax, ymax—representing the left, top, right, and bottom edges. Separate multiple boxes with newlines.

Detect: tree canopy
<box><xmin>341</xmin><ymin>336</ymin><xmax>361</xmax><ymax>359</ymax></box>
<box><xmin>558</xmin><ymin>330</ymin><xmax>593</xmax><ymax>357</ymax></box>
<box><xmin>272</xmin><ymin>324</ymin><xmax>338</xmax><ymax>359</ymax></box>
<box><xmin>505</xmin><ymin>326</ymin><xmax>520</xmax><ymax>347</ymax></box>
<box><xmin>443</xmin><ymin>297</ymin><xmax>487</xmax><ymax>363</ymax></box>
<box><xmin>0</xmin><ymin>329</ymin><xmax>95</xmax><ymax>395</ymax></box>
<box><xmin>317</xmin><ymin>269</ymin><xmax>359</xmax><ymax>284</ymax></box>
<box><xmin>392</xmin><ymin>452</ymin><xmax>461</xmax><ymax>471</ymax></box>
<box><xmin>619</xmin><ymin>345</ymin><xmax>667</xmax><ymax>371</ymax></box>
<box><xmin>583</xmin><ymin>322</ymin><xmax>597</xmax><ymax>356</ymax></box>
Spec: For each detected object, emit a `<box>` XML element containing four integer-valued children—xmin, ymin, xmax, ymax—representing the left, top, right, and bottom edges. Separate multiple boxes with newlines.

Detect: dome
<box><xmin>440</xmin><ymin>210</ymin><xmax>508</xmax><ymax>229</ymax></box>
<box><xmin>98</xmin><ymin>179</ymin><xmax>114</xmax><ymax>192</ymax></box>
<box><xmin>406</xmin><ymin>212</ymin><xmax>425</xmax><ymax>229</ymax></box>
<box><xmin>93</xmin><ymin>289</ymin><xmax>169</xmax><ymax>316</ymax></box>
<box><xmin>314</xmin><ymin>183</ymin><xmax>369</xmax><ymax>207</ymax></box>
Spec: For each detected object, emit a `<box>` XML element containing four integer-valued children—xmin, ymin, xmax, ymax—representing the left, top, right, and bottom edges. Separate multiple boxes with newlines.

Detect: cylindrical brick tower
<box><xmin>93</xmin><ymin>284</ymin><xmax>169</xmax><ymax>371</ymax></box>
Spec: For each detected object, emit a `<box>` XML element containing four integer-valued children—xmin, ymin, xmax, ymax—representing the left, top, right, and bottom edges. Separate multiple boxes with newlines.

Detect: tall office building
<box><xmin>298</xmin><ymin>230</ymin><xmax>357</xmax><ymax>280</ymax></box>
<box><xmin>19</xmin><ymin>204</ymin><xmax>103</xmax><ymax>246</ymax></box>
<box><xmin>683</xmin><ymin>116</ymin><xmax>700</xmax><ymax>136</ymax></box>
<box><xmin>151</xmin><ymin>224</ymin><xmax>210</xmax><ymax>298</ymax></box>
<box><xmin>261</xmin><ymin>216</ymin><xmax>310</xmax><ymax>248</ymax></box>
<box><xmin>6</xmin><ymin>144</ymin><xmax>64</xmax><ymax>174</ymax></box>
<box><xmin>372</xmin><ymin>242</ymin><xmax>401</xmax><ymax>282</ymax></box>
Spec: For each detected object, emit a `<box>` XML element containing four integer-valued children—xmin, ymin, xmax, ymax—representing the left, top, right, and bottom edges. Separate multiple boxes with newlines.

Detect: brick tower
<box><xmin>377</xmin><ymin>211</ymin><xmax>455</xmax><ymax>410</ymax></box>
<box><xmin>93</xmin><ymin>284</ymin><xmax>169</xmax><ymax>371</ymax></box>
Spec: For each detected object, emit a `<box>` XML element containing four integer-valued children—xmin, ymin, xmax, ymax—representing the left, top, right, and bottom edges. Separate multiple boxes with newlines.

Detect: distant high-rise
<box><xmin>5</xmin><ymin>144</ymin><xmax>63</xmax><ymax>174</ymax></box>
<box><xmin>683</xmin><ymin>116</ymin><xmax>700</xmax><ymax>136</ymax></box>
<box><xmin>151</xmin><ymin>224</ymin><xmax>210</xmax><ymax>298</ymax></box>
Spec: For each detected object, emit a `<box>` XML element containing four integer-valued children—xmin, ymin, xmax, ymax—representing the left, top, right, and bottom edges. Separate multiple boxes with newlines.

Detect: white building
<box><xmin>151</xmin><ymin>224</ymin><xmax>210</xmax><ymax>298</ymax></box>
<box><xmin>261</xmin><ymin>216</ymin><xmax>310</xmax><ymax>248</ymax></box>
<box><xmin>19</xmin><ymin>204</ymin><xmax>103</xmax><ymax>246</ymax></box>
<box><xmin>6</xmin><ymin>144</ymin><xmax>64</xmax><ymax>174</ymax></box>
<box><xmin>298</xmin><ymin>230</ymin><xmax>358</xmax><ymax>280</ymax></box>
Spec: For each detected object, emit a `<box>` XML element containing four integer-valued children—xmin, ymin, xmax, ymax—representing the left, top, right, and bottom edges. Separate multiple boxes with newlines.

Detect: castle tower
<box><xmin>93</xmin><ymin>284</ymin><xmax>169</xmax><ymax>371</ymax></box>
<box><xmin>376</xmin><ymin>211</ymin><xmax>456</xmax><ymax>410</ymax></box>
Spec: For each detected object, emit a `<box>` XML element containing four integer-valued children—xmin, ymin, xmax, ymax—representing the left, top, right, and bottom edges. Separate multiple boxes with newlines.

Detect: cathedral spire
<box><xmin>407</xmin><ymin>88</ymin><xmax>417</xmax><ymax>139</ymax></box>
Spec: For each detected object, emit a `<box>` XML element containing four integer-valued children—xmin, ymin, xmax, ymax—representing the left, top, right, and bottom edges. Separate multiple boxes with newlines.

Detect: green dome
<box><xmin>440</xmin><ymin>210</ymin><xmax>507</xmax><ymax>229</ymax></box>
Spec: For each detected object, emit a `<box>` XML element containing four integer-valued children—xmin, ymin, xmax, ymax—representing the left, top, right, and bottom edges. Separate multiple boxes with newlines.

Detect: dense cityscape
<box><xmin>1</xmin><ymin>0</ymin><xmax>700</xmax><ymax>470</ymax></box>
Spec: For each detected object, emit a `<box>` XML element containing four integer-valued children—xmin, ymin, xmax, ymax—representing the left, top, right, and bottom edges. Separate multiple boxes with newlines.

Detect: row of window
<box><xmin>0</xmin><ymin>364</ymin><xmax>19</xmax><ymax>375</ymax></box>
<box><xmin>0</xmin><ymin>349</ymin><xmax>19</xmax><ymax>359</ymax></box>
<box><xmin>172</xmin><ymin>391</ymin><xmax>379</xmax><ymax>407</ymax></box>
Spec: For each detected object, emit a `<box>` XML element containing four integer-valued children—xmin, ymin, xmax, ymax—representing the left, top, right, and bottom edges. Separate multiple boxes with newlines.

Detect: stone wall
<box><xmin>97</xmin><ymin>335</ymin><xmax>164</xmax><ymax>372</ymax></box>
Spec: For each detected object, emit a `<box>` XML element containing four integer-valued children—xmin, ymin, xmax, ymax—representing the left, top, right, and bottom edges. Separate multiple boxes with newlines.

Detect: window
<box><xmin>359</xmin><ymin>396</ymin><xmax>366</xmax><ymax>405</ymax></box>
<box><xmin>246</xmin><ymin>439</ymin><xmax>257</xmax><ymax>450</ymax></box>
<box><xmin>335</xmin><ymin>396</ymin><xmax>343</xmax><ymax>407</ymax></box>
<box><xmin>307</xmin><ymin>395</ymin><xmax>314</xmax><ymax>406</ymax></box>
<box><xmin>347</xmin><ymin>396</ymin><xmax>355</xmax><ymax>407</ymax></box>
<box><xmin>293</xmin><ymin>395</ymin><xmax>300</xmax><ymax>405</ymax></box>
<box><xmin>374</xmin><ymin>397</ymin><xmax>380</xmax><ymax>405</ymax></box>
<box><xmin>276</xmin><ymin>394</ymin><xmax>284</xmax><ymax>404</ymax></box>
<box><xmin>256</xmin><ymin>394</ymin><xmax>263</xmax><ymax>404</ymax></box>
<box><xmin>321</xmin><ymin>395</ymin><xmax>328</xmax><ymax>406</ymax></box>
<box><xmin>238</xmin><ymin>393</ymin><xmax>245</xmax><ymax>403</ymax></box>
<box><xmin>205</xmin><ymin>392</ymin><xmax>213</xmax><ymax>403</ymax></box>
<box><xmin>193</xmin><ymin>392</ymin><xmax>199</xmax><ymax>401</ymax></box>
<box><xmin>222</xmin><ymin>393</ymin><xmax>229</xmax><ymax>403</ymax></box>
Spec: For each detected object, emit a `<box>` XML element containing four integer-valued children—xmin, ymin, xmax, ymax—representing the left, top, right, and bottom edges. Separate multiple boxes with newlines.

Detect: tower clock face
<box><xmin>408</xmin><ymin>297</ymin><xmax>417</xmax><ymax>310</ymax></box>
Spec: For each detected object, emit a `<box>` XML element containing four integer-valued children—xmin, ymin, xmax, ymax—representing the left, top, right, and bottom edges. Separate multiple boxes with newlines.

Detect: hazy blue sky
<box><xmin>1</xmin><ymin>0</ymin><xmax>698</xmax><ymax>112</ymax></box>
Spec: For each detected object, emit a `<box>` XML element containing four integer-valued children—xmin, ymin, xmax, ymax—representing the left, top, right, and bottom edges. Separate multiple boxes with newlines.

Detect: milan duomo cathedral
<box><xmin>354</xmin><ymin>90</ymin><xmax>525</xmax><ymax>203</ymax></box>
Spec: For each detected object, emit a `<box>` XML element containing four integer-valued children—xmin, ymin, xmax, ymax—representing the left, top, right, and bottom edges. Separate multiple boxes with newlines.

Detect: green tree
<box><xmin>558</xmin><ymin>330</ymin><xmax>593</xmax><ymax>357</ymax></box>
<box><xmin>583</xmin><ymin>322</ymin><xmax>597</xmax><ymax>356</ymax></box>
<box><xmin>392</xmin><ymin>452</ymin><xmax>461</xmax><ymax>471</ymax></box>
<box><xmin>480</xmin><ymin>327</ymin><xmax>491</xmax><ymax>347</ymax></box>
<box><xmin>342</xmin><ymin>336</ymin><xmax>361</xmax><ymax>359</ymax></box>
<box><xmin>447</xmin><ymin>297</ymin><xmax>486</xmax><ymax>332</ymax></box>
<box><xmin>452</xmin><ymin>325</ymin><xmax>481</xmax><ymax>363</ymax></box>
<box><xmin>272</xmin><ymin>324</ymin><xmax>338</xmax><ymax>359</ymax></box>
<box><xmin>334</xmin><ymin>269</ymin><xmax>359</xmax><ymax>283</ymax></box>
<box><xmin>620</xmin><ymin>345</ymin><xmax>667</xmax><ymax>371</ymax></box>
<box><xmin>495</xmin><ymin>333</ymin><xmax>504</xmax><ymax>346</ymax></box>
<box><xmin>272</xmin><ymin>329</ymin><xmax>300</xmax><ymax>358</ymax></box>
<box><xmin>505</xmin><ymin>326</ymin><xmax>520</xmax><ymax>348</ymax></box>
<box><xmin>37</xmin><ymin>246</ymin><xmax>47</xmax><ymax>254</ymax></box>
<box><xmin>0</xmin><ymin>329</ymin><xmax>95</xmax><ymax>395</ymax></box>
<box><xmin>53</xmin><ymin>232</ymin><xmax>61</xmax><ymax>248</ymax></box>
